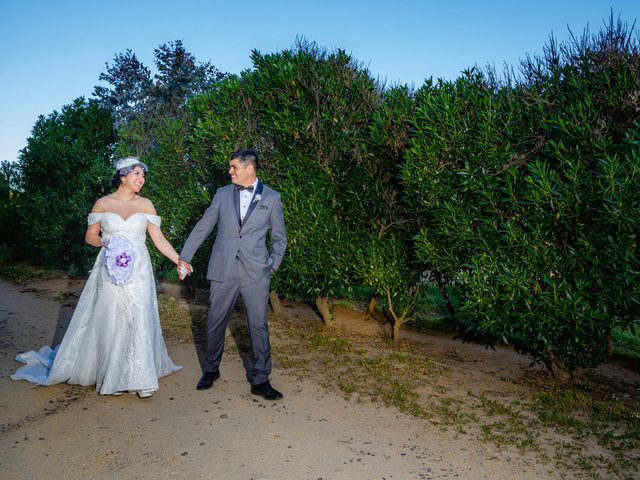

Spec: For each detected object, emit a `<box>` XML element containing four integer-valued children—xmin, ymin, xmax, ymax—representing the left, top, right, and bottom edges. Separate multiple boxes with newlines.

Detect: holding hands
<box><xmin>177</xmin><ymin>259</ymin><xmax>193</xmax><ymax>280</ymax></box>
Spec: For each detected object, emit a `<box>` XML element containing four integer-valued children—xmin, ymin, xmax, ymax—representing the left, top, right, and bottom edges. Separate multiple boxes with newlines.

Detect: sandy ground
<box><xmin>0</xmin><ymin>276</ymin><xmax>632</xmax><ymax>480</ymax></box>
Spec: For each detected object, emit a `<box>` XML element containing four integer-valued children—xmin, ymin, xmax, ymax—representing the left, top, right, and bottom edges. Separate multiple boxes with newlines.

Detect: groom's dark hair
<box><xmin>231</xmin><ymin>149</ymin><xmax>259</xmax><ymax>171</ymax></box>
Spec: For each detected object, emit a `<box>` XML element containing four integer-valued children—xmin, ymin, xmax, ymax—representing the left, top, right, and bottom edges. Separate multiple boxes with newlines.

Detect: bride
<box><xmin>11</xmin><ymin>156</ymin><xmax>185</xmax><ymax>398</ymax></box>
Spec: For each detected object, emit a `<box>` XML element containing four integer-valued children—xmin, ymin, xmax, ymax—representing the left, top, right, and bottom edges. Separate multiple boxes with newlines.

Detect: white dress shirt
<box><xmin>239</xmin><ymin>178</ymin><xmax>259</xmax><ymax>221</ymax></box>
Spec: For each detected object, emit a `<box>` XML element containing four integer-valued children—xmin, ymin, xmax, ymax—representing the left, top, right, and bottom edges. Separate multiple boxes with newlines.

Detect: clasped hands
<box><xmin>177</xmin><ymin>259</ymin><xmax>193</xmax><ymax>280</ymax></box>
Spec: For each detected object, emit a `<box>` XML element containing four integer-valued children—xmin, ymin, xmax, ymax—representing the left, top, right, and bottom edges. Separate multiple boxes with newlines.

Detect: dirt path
<box><xmin>0</xmin><ymin>277</ymin><xmax>629</xmax><ymax>479</ymax></box>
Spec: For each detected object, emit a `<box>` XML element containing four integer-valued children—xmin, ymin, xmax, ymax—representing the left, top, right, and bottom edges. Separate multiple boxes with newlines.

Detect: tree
<box><xmin>94</xmin><ymin>40</ymin><xmax>225</xmax><ymax>125</ymax></box>
<box><xmin>93</xmin><ymin>49</ymin><xmax>153</xmax><ymax>125</ymax></box>
<box><xmin>187</xmin><ymin>40</ymin><xmax>421</xmax><ymax>336</ymax></box>
<box><xmin>405</xmin><ymin>17</ymin><xmax>640</xmax><ymax>376</ymax></box>
<box><xmin>151</xmin><ymin>40</ymin><xmax>225</xmax><ymax>117</ymax></box>
<box><xmin>212</xmin><ymin>40</ymin><xmax>382</xmax><ymax>325</ymax></box>
<box><xmin>17</xmin><ymin>98</ymin><xmax>116</xmax><ymax>270</ymax></box>
<box><xmin>354</xmin><ymin>85</ymin><xmax>421</xmax><ymax>340</ymax></box>
<box><xmin>0</xmin><ymin>160</ymin><xmax>21</xmax><ymax>255</ymax></box>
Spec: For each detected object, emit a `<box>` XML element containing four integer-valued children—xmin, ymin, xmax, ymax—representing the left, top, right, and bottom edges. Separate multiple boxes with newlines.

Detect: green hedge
<box><xmin>9</xmin><ymin>19</ymin><xmax>640</xmax><ymax>375</ymax></box>
<box><xmin>16</xmin><ymin>98</ymin><xmax>115</xmax><ymax>271</ymax></box>
<box><xmin>404</xmin><ymin>19</ymin><xmax>640</xmax><ymax>374</ymax></box>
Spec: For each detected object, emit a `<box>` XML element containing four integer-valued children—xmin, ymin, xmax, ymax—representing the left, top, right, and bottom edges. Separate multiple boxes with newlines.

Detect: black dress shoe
<box><xmin>251</xmin><ymin>381</ymin><xmax>283</xmax><ymax>400</ymax></box>
<box><xmin>197</xmin><ymin>371</ymin><xmax>220</xmax><ymax>390</ymax></box>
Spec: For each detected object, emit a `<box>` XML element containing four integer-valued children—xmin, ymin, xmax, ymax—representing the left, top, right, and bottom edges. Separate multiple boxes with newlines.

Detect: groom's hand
<box><xmin>177</xmin><ymin>260</ymin><xmax>193</xmax><ymax>280</ymax></box>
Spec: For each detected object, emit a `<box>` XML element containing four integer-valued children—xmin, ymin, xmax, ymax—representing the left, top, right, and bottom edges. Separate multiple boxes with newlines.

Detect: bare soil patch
<box><xmin>1</xmin><ymin>268</ymin><xmax>639</xmax><ymax>479</ymax></box>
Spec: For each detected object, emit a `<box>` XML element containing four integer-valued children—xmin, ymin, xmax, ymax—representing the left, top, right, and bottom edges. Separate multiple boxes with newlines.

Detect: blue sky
<box><xmin>1</xmin><ymin>0</ymin><xmax>638</xmax><ymax>162</ymax></box>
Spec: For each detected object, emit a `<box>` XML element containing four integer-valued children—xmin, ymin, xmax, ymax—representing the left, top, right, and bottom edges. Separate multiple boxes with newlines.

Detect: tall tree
<box><xmin>151</xmin><ymin>40</ymin><xmax>225</xmax><ymax>117</ymax></box>
<box><xmin>94</xmin><ymin>40</ymin><xmax>224</xmax><ymax>124</ymax></box>
<box><xmin>93</xmin><ymin>50</ymin><xmax>152</xmax><ymax>125</ymax></box>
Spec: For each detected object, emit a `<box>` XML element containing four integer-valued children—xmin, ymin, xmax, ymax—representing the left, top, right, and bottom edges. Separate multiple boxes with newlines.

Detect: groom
<box><xmin>177</xmin><ymin>149</ymin><xmax>287</xmax><ymax>400</ymax></box>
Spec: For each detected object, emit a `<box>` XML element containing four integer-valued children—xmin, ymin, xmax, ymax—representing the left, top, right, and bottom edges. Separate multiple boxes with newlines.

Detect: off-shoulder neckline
<box><xmin>89</xmin><ymin>212</ymin><xmax>159</xmax><ymax>222</ymax></box>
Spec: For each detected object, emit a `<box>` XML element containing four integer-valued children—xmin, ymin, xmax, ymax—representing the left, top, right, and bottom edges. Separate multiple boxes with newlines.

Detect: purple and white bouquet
<box><xmin>103</xmin><ymin>236</ymin><xmax>136</xmax><ymax>285</ymax></box>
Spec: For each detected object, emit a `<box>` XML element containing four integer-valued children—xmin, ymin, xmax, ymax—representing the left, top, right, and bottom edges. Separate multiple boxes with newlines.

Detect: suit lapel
<box><xmin>241</xmin><ymin>181</ymin><xmax>264</xmax><ymax>228</ymax></box>
<box><xmin>233</xmin><ymin>186</ymin><xmax>241</xmax><ymax>227</ymax></box>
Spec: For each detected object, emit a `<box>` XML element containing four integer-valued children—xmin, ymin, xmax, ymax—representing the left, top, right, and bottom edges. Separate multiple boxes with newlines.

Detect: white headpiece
<box><xmin>115</xmin><ymin>156</ymin><xmax>148</xmax><ymax>173</ymax></box>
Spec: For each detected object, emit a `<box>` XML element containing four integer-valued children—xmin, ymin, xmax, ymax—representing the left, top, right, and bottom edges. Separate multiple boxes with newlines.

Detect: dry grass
<box><xmin>157</xmin><ymin>294</ymin><xmax>207</xmax><ymax>344</ymax></box>
<box><xmin>267</xmin><ymin>314</ymin><xmax>639</xmax><ymax>479</ymax></box>
<box><xmin>157</xmin><ymin>297</ymin><xmax>639</xmax><ymax>480</ymax></box>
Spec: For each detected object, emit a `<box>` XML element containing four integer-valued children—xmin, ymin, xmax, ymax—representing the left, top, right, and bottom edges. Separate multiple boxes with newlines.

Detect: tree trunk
<box><xmin>434</xmin><ymin>271</ymin><xmax>456</xmax><ymax>320</ymax></box>
<box><xmin>365</xmin><ymin>296</ymin><xmax>378</xmax><ymax>321</ymax></box>
<box><xmin>546</xmin><ymin>351</ymin><xmax>570</xmax><ymax>383</ymax></box>
<box><xmin>315</xmin><ymin>296</ymin><xmax>333</xmax><ymax>327</ymax></box>
<box><xmin>382</xmin><ymin>287</ymin><xmax>406</xmax><ymax>341</ymax></box>
<box><xmin>549</xmin><ymin>361</ymin><xmax>570</xmax><ymax>383</ymax></box>
<box><xmin>391</xmin><ymin>319</ymin><xmax>402</xmax><ymax>341</ymax></box>
<box><xmin>383</xmin><ymin>308</ymin><xmax>404</xmax><ymax>342</ymax></box>
<box><xmin>269</xmin><ymin>290</ymin><xmax>282</xmax><ymax>317</ymax></box>
<box><xmin>605</xmin><ymin>331</ymin><xmax>613</xmax><ymax>357</ymax></box>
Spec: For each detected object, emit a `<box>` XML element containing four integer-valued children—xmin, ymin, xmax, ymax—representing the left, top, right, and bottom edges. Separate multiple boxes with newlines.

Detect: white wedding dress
<box><xmin>11</xmin><ymin>212</ymin><xmax>182</xmax><ymax>395</ymax></box>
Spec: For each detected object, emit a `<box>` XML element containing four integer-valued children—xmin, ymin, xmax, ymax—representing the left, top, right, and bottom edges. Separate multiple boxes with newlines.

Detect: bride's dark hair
<box><xmin>111</xmin><ymin>173</ymin><xmax>123</xmax><ymax>190</ymax></box>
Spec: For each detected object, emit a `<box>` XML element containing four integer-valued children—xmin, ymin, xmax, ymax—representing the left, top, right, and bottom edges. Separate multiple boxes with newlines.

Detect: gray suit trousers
<box><xmin>205</xmin><ymin>259</ymin><xmax>272</xmax><ymax>385</ymax></box>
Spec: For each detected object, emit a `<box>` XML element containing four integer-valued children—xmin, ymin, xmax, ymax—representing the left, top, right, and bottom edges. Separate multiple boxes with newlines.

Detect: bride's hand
<box><xmin>177</xmin><ymin>260</ymin><xmax>193</xmax><ymax>280</ymax></box>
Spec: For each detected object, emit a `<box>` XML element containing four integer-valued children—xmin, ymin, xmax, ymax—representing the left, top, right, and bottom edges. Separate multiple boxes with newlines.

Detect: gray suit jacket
<box><xmin>180</xmin><ymin>181</ymin><xmax>287</xmax><ymax>281</ymax></box>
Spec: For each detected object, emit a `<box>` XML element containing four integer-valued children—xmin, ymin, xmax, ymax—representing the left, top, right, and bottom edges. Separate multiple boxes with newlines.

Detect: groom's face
<box><xmin>229</xmin><ymin>157</ymin><xmax>255</xmax><ymax>187</ymax></box>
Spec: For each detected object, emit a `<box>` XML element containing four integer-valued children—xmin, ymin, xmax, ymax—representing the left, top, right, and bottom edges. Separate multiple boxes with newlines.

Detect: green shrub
<box><xmin>17</xmin><ymin>98</ymin><xmax>115</xmax><ymax>271</ymax></box>
<box><xmin>0</xmin><ymin>160</ymin><xmax>20</xmax><ymax>257</ymax></box>
<box><xmin>188</xmin><ymin>40</ymin><xmax>388</xmax><ymax>325</ymax></box>
<box><xmin>405</xmin><ymin>18</ymin><xmax>640</xmax><ymax>375</ymax></box>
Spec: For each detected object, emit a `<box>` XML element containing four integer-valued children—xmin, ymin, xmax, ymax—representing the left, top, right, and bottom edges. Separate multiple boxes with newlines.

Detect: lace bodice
<box><xmin>87</xmin><ymin>212</ymin><xmax>160</xmax><ymax>245</ymax></box>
